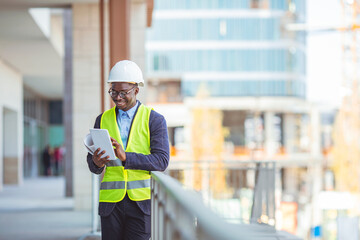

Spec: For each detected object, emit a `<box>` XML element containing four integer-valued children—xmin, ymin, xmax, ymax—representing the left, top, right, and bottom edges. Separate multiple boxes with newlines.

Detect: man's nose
<box><xmin>114</xmin><ymin>93</ymin><xmax>122</xmax><ymax>100</ymax></box>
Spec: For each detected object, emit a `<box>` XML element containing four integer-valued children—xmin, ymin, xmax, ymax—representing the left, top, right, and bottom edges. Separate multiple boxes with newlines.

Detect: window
<box><xmin>147</xmin><ymin>80</ymin><xmax>182</xmax><ymax>103</ymax></box>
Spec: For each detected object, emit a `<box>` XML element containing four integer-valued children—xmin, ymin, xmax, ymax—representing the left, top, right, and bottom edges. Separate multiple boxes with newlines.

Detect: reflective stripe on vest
<box><xmin>100</xmin><ymin>179</ymin><xmax>150</xmax><ymax>190</ymax></box>
<box><xmin>99</xmin><ymin>104</ymin><xmax>152</xmax><ymax>202</ymax></box>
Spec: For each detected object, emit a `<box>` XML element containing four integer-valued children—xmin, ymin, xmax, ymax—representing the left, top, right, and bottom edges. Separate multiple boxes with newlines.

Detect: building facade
<box><xmin>146</xmin><ymin>0</ymin><xmax>322</xmax><ymax>237</ymax></box>
<box><xmin>146</xmin><ymin>0</ymin><xmax>309</xmax><ymax>158</ymax></box>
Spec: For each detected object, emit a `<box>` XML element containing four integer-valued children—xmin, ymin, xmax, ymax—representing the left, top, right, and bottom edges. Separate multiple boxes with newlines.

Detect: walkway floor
<box><xmin>0</xmin><ymin>177</ymin><xmax>94</xmax><ymax>240</ymax></box>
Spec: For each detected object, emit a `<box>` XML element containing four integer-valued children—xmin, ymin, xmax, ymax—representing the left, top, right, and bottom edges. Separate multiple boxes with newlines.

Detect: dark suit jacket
<box><xmin>86</xmin><ymin>102</ymin><xmax>170</xmax><ymax>216</ymax></box>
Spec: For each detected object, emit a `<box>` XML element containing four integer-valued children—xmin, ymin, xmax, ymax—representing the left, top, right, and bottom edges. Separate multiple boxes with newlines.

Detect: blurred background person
<box><xmin>54</xmin><ymin>146</ymin><xmax>63</xmax><ymax>176</ymax></box>
<box><xmin>42</xmin><ymin>145</ymin><xmax>51</xmax><ymax>176</ymax></box>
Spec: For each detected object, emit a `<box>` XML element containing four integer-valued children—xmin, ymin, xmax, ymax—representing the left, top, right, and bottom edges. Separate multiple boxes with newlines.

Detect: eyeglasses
<box><xmin>108</xmin><ymin>86</ymin><xmax>136</xmax><ymax>98</ymax></box>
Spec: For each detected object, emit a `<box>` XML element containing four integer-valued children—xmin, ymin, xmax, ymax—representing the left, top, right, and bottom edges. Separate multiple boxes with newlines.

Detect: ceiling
<box><xmin>0</xmin><ymin>0</ymin><xmax>98</xmax><ymax>99</ymax></box>
<box><xmin>0</xmin><ymin>5</ymin><xmax>66</xmax><ymax>99</ymax></box>
<box><xmin>0</xmin><ymin>0</ymin><xmax>149</xmax><ymax>99</ymax></box>
<box><xmin>0</xmin><ymin>0</ymin><xmax>97</xmax><ymax>8</ymax></box>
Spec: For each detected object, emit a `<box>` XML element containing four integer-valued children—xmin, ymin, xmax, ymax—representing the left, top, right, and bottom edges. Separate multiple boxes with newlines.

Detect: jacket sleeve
<box><xmin>86</xmin><ymin>114</ymin><xmax>105</xmax><ymax>175</ymax></box>
<box><xmin>124</xmin><ymin>111</ymin><xmax>170</xmax><ymax>171</ymax></box>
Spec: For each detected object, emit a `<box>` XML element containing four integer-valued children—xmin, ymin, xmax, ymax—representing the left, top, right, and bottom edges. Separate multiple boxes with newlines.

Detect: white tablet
<box><xmin>89</xmin><ymin>128</ymin><xmax>117</xmax><ymax>160</ymax></box>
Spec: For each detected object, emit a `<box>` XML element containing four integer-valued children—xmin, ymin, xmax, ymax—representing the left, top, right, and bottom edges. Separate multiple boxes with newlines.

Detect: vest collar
<box><xmin>115</xmin><ymin>100</ymin><xmax>142</xmax><ymax>117</ymax></box>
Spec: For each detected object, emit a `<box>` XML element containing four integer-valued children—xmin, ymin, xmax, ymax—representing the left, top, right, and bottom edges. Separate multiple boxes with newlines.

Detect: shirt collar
<box><xmin>118</xmin><ymin>101</ymin><xmax>138</xmax><ymax>119</ymax></box>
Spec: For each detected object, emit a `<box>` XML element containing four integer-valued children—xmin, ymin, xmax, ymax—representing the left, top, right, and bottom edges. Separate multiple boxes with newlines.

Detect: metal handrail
<box><xmin>151</xmin><ymin>171</ymin><xmax>302</xmax><ymax>240</ymax></box>
<box><xmin>167</xmin><ymin>160</ymin><xmax>277</xmax><ymax>225</ymax></box>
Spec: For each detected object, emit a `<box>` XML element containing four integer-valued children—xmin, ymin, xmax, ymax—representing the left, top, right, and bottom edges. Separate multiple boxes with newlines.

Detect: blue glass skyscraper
<box><xmin>146</xmin><ymin>0</ymin><xmax>308</xmax><ymax>156</ymax></box>
<box><xmin>146</xmin><ymin>0</ymin><xmax>306</xmax><ymax>99</ymax></box>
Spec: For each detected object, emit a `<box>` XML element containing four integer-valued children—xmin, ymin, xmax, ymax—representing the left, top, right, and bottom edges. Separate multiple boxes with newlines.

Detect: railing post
<box><xmin>92</xmin><ymin>174</ymin><xmax>100</xmax><ymax>233</ymax></box>
<box><xmin>151</xmin><ymin>178</ymin><xmax>157</xmax><ymax>240</ymax></box>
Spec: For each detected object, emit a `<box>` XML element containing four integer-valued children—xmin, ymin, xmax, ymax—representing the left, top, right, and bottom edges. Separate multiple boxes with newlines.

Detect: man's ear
<box><xmin>134</xmin><ymin>87</ymin><xmax>139</xmax><ymax>95</ymax></box>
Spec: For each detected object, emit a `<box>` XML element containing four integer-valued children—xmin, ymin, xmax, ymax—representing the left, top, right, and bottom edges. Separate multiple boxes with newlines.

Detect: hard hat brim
<box><xmin>107</xmin><ymin>80</ymin><xmax>144</xmax><ymax>87</ymax></box>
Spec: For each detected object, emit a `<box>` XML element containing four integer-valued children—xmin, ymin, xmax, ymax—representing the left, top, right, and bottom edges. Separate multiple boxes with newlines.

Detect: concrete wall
<box><xmin>72</xmin><ymin>3</ymin><xmax>101</xmax><ymax>210</ymax></box>
<box><xmin>0</xmin><ymin>59</ymin><xmax>23</xmax><ymax>190</ymax></box>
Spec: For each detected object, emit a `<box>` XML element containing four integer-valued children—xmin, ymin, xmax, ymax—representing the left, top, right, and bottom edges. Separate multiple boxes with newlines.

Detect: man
<box><xmin>87</xmin><ymin>60</ymin><xmax>170</xmax><ymax>240</ymax></box>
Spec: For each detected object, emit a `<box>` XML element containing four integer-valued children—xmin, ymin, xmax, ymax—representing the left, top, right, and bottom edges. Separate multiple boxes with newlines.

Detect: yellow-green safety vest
<box><xmin>99</xmin><ymin>104</ymin><xmax>152</xmax><ymax>202</ymax></box>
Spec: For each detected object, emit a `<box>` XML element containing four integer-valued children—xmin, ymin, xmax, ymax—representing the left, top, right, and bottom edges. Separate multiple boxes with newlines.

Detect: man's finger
<box><xmin>112</xmin><ymin>141</ymin><xmax>121</xmax><ymax>148</ymax></box>
<box><xmin>111</xmin><ymin>137</ymin><xmax>120</xmax><ymax>145</ymax></box>
<box><xmin>94</xmin><ymin>148</ymin><xmax>100</xmax><ymax>155</ymax></box>
<box><xmin>98</xmin><ymin>150</ymin><xmax>106</xmax><ymax>157</ymax></box>
<box><xmin>110</xmin><ymin>137</ymin><xmax>119</xmax><ymax>144</ymax></box>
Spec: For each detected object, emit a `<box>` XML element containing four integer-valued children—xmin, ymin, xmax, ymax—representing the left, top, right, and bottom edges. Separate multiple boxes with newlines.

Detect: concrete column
<box><xmin>63</xmin><ymin>8</ymin><xmax>73</xmax><ymax>197</ymax></box>
<box><xmin>130</xmin><ymin>0</ymin><xmax>148</xmax><ymax>103</ymax></box>
<box><xmin>100</xmin><ymin>0</ymin><xmax>111</xmax><ymax>110</ymax></box>
<box><xmin>310</xmin><ymin>107</ymin><xmax>321</xmax><ymax>157</ymax></box>
<box><xmin>73</xmin><ymin>3</ymin><xmax>101</xmax><ymax>210</ymax></box>
<box><xmin>310</xmin><ymin>106</ymin><xmax>323</xmax><ymax>230</ymax></box>
<box><xmin>283</xmin><ymin>168</ymin><xmax>298</xmax><ymax>199</ymax></box>
<box><xmin>109</xmin><ymin>0</ymin><xmax>130</xmax><ymax>65</ymax></box>
<box><xmin>0</xmin><ymin>60</ymin><xmax>23</xmax><ymax>190</ymax></box>
<box><xmin>311</xmin><ymin>164</ymin><xmax>322</xmax><ymax>229</ymax></box>
<box><xmin>108</xmin><ymin>0</ymin><xmax>148</xmax><ymax>104</ymax></box>
<box><xmin>3</xmin><ymin>109</ymin><xmax>20</xmax><ymax>184</ymax></box>
<box><xmin>265</xmin><ymin>111</ymin><xmax>276</xmax><ymax>158</ymax></box>
<box><xmin>17</xmin><ymin>88</ymin><xmax>23</xmax><ymax>186</ymax></box>
<box><xmin>0</xmin><ymin>106</ymin><xmax>3</xmax><ymax>191</ymax></box>
<box><xmin>283</xmin><ymin>113</ymin><xmax>296</xmax><ymax>154</ymax></box>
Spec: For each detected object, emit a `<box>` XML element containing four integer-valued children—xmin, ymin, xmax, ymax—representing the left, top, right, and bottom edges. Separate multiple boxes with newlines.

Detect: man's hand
<box><xmin>110</xmin><ymin>137</ymin><xmax>126</xmax><ymax>162</ymax></box>
<box><xmin>93</xmin><ymin>148</ymin><xmax>110</xmax><ymax>168</ymax></box>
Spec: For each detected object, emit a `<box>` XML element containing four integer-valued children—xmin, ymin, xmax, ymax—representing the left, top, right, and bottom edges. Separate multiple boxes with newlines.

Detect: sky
<box><xmin>306</xmin><ymin>0</ymin><xmax>343</xmax><ymax>107</ymax></box>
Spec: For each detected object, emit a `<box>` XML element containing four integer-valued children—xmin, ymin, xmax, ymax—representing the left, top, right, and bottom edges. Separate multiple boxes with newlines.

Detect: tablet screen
<box><xmin>89</xmin><ymin>129</ymin><xmax>117</xmax><ymax>160</ymax></box>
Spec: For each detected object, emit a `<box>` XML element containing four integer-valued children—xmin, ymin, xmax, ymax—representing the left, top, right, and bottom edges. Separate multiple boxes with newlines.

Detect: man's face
<box><xmin>110</xmin><ymin>82</ymin><xmax>139</xmax><ymax>111</ymax></box>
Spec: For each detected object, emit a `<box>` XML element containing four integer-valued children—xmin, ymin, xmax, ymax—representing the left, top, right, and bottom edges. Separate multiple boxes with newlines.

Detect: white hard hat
<box><xmin>107</xmin><ymin>60</ymin><xmax>144</xmax><ymax>87</ymax></box>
